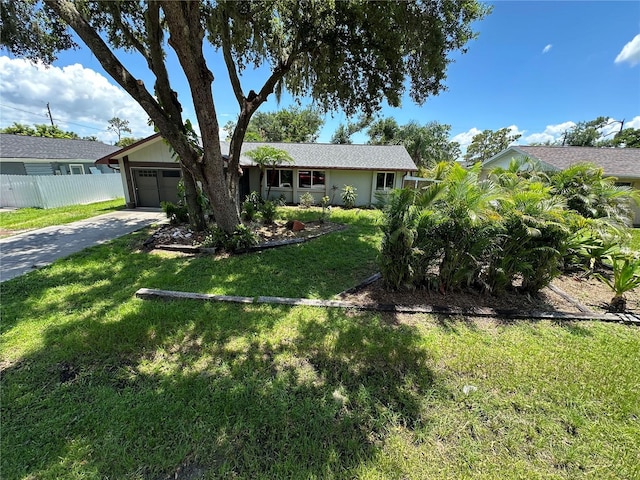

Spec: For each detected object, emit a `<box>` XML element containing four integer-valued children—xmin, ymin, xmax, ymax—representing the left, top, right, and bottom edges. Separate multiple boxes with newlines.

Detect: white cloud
<box><xmin>452</xmin><ymin>127</ymin><xmax>482</xmax><ymax>148</ymax></box>
<box><xmin>542</xmin><ymin>44</ymin><xmax>552</xmax><ymax>54</ymax></box>
<box><xmin>624</xmin><ymin>115</ymin><xmax>640</xmax><ymax>129</ymax></box>
<box><xmin>615</xmin><ymin>34</ymin><xmax>640</xmax><ymax>67</ymax></box>
<box><xmin>0</xmin><ymin>56</ymin><xmax>153</xmax><ymax>143</ymax></box>
<box><xmin>523</xmin><ymin>121</ymin><xmax>575</xmax><ymax>144</ymax></box>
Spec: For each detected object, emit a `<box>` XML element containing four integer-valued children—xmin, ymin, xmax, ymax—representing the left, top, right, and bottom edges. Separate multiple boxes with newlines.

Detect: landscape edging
<box><xmin>135</xmin><ymin>287</ymin><xmax>640</xmax><ymax>325</ymax></box>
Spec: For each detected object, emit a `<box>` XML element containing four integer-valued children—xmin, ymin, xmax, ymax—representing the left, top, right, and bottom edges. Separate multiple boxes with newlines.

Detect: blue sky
<box><xmin>1</xmin><ymin>1</ymin><xmax>638</xmax><ymax>152</ymax></box>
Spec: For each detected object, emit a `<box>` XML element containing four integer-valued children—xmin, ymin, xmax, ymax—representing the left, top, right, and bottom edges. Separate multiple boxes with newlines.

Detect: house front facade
<box><xmin>96</xmin><ymin>135</ymin><xmax>418</xmax><ymax>208</ymax></box>
<box><xmin>482</xmin><ymin>145</ymin><xmax>640</xmax><ymax>225</ymax></box>
<box><xmin>0</xmin><ymin>134</ymin><xmax>120</xmax><ymax>175</ymax></box>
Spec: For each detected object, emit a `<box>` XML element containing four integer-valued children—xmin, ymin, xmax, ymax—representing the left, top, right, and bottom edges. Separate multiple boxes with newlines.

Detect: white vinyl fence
<box><xmin>1</xmin><ymin>174</ymin><xmax>124</xmax><ymax>209</ymax></box>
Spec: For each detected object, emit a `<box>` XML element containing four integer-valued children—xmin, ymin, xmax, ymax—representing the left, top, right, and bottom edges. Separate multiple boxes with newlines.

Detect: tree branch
<box><xmin>220</xmin><ymin>8</ymin><xmax>245</xmax><ymax>107</ymax></box>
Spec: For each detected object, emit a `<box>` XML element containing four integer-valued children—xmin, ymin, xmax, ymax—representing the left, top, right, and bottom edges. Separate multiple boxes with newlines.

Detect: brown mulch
<box><xmin>339</xmin><ymin>273</ymin><xmax>640</xmax><ymax>317</ymax></box>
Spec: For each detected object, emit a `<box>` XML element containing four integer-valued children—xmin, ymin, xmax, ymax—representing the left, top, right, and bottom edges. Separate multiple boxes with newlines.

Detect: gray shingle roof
<box><xmin>509</xmin><ymin>146</ymin><xmax>640</xmax><ymax>178</ymax></box>
<box><xmin>223</xmin><ymin>141</ymin><xmax>417</xmax><ymax>171</ymax></box>
<box><xmin>0</xmin><ymin>134</ymin><xmax>120</xmax><ymax>161</ymax></box>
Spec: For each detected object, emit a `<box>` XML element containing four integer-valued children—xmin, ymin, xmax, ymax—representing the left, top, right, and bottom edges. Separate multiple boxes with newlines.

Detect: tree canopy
<box><xmin>1</xmin><ymin>0</ymin><xmax>490</xmax><ymax>232</ymax></box>
<box><xmin>107</xmin><ymin>117</ymin><xmax>132</xmax><ymax>143</ymax></box>
<box><xmin>463</xmin><ymin>127</ymin><xmax>522</xmax><ymax>164</ymax></box>
<box><xmin>0</xmin><ymin>122</ymin><xmax>90</xmax><ymax>140</ymax></box>
<box><xmin>363</xmin><ymin>117</ymin><xmax>461</xmax><ymax>168</ymax></box>
<box><xmin>223</xmin><ymin>106</ymin><xmax>323</xmax><ymax>143</ymax></box>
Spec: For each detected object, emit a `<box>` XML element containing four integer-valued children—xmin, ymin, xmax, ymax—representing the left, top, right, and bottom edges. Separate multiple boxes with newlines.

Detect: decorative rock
<box><xmin>292</xmin><ymin>220</ymin><xmax>305</xmax><ymax>232</ymax></box>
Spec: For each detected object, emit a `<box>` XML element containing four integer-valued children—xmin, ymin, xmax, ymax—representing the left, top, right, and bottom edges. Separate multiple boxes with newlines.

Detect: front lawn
<box><xmin>0</xmin><ymin>198</ymin><xmax>125</xmax><ymax>234</ymax></box>
<box><xmin>2</xmin><ymin>208</ymin><xmax>639</xmax><ymax>479</ymax></box>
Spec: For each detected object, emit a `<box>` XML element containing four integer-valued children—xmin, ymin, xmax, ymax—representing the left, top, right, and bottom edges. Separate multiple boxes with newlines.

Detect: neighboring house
<box><xmin>96</xmin><ymin>134</ymin><xmax>418</xmax><ymax>208</ymax></box>
<box><xmin>0</xmin><ymin>134</ymin><xmax>120</xmax><ymax>175</ymax></box>
<box><xmin>482</xmin><ymin>145</ymin><xmax>640</xmax><ymax>225</ymax></box>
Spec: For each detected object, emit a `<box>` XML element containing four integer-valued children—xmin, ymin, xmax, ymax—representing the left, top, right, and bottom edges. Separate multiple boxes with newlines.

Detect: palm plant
<box><xmin>548</xmin><ymin>163</ymin><xmax>638</xmax><ymax>227</ymax></box>
<box><xmin>596</xmin><ymin>254</ymin><xmax>640</xmax><ymax>312</ymax></box>
<box><xmin>420</xmin><ymin>162</ymin><xmax>504</xmax><ymax>292</ymax></box>
<box><xmin>379</xmin><ymin>188</ymin><xmax>421</xmax><ymax>290</ymax></box>
<box><xmin>483</xmin><ymin>175</ymin><xmax>572</xmax><ymax>294</ymax></box>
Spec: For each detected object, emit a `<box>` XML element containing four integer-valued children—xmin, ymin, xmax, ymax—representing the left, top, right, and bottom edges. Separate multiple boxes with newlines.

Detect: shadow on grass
<box><xmin>2</xmin><ymin>297</ymin><xmax>443</xmax><ymax>478</ymax></box>
<box><xmin>2</xmin><ymin>211</ymin><xmax>449</xmax><ymax>477</ymax></box>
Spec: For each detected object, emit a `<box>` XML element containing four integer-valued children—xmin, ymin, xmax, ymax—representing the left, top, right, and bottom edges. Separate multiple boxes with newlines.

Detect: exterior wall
<box><xmin>253</xmin><ymin>167</ymin><xmax>408</xmax><ymax>207</ymax></box>
<box><xmin>0</xmin><ymin>160</ymin><xmax>113</xmax><ymax>176</ymax></box>
<box><xmin>0</xmin><ymin>162</ymin><xmax>27</xmax><ymax>175</ymax></box>
<box><xmin>128</xmin><ymin>139</ymin><xmax>177</xmax><ymax>164</ymax></box>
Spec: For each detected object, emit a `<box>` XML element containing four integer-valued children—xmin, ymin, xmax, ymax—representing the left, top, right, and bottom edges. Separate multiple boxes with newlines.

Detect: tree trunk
<box><xmin>180</xmin><ymin>164</ymin><xmax>205</xmax><ymax>231</ymax></box>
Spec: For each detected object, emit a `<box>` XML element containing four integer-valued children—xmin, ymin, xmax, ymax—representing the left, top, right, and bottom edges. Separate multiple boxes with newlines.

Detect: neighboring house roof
<box><xmin>96</xmin><ymin>134</ymin><xmax>418</xmax><ymax>171</ymax></box>
<box><xmin>0</xmin><ymin>133</ymin><xmax>120</xmax><ymax>161</ymax></box>
<box><xmin>483</xmin><ymin>145</ymin><xmax>640</xmax><ymax>178</ymax></box>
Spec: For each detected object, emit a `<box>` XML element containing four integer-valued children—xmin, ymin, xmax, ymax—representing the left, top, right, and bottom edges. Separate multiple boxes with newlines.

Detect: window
<box><xmin>298</xmin><ymin>170</ymin><xmax>325</xmax><ymax>188</ymax></box>
<box><xmin>267</xmin><ymin>169</ymin><xmax>293</xmax><ymax>188</ymax></box>
<box><xmin>162</xmin><ymin>170</ymin><xmax>181</xmax><ymax>178</ymax></box>
<box><xmin>69</xmin><ymin>164</ymin><xmax>85</xmax><ymax>175</ymax></box>
<box><xmin>615</xmin><ymin>181</ymin><xmax>632</xmax><ymax>187</ymax></box>
<box><xmin>376</xmin><ymin>172</ymin><xmax>395</xmax><ymax>190</ymax></box>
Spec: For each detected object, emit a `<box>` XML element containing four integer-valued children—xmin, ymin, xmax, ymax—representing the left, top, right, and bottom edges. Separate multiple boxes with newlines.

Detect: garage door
<box><xmin>133</xmin><ymin>169</ymin><xmax>181</xmax><ymax>207</ymax></box>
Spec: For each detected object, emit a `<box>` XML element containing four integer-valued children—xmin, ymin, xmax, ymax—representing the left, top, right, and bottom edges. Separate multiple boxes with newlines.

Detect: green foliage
<box><xmin>548</xmin><ymin>163</ymin><xmax>637</xmax><ymax>226</ymax></box>
<box><xmin>330</xmin><ymin>115</ymin><xmax>372</xmax><ymax>144</ymax></box>
<box><xmin>564</xmin><ymin>116</ymin><xmax>608</xmax><ymax>147</ymax></box>
<box><xmin>597</xmin><ymin>254</ymin><xmax>640</xmax><ymax>296</ymax></box>
<box><xmin>160</xmin><ymin>201</ymin><xmax>189</xmax><ymax>225</ymax></box>
<box><xmin>299</xmin><ymin>192</ymin><xmax>315</xmax><ymax>208</ymax></box>
<box><xmin>595</xmin><ymin>253</ymin><xmax>640</xmax><ymax>312</ymax></box>
<box><xmin>379</xmin><ymin>188</ymin><xmax>421</xmax><ymax>290</ymax></box>
<box><xmin>0</xmin><ymin>0</ymin><xmax>75</xmax><ymax>63</ymax></box>
<box><xmin>246</xmin><ymin>146</ymin><xmax>295</xmax><ymax>199</ymax></box>
<box><xmin>260</xmin><ymin>201</ymin><xmax>277</xmax><ymax>225</ymax></box>
<box><xmin>0</xmin><ymin>122</ymin><xmax>80</xmax><ymax>139</ymax></box>
<box><xmin>225</xmin><ymin>106</ymin><xmax>324</xmax><ymax>143</ymax></box>
<box><xmin>115</xmin><ymin>137</ymin><xmax>139</xmax><ymax>147</ymax></box>
<box><xmin>378</xmin><ymin>161</ymin><xmax>586</xmax><ymax>294</ymax></box>
<box><xmin>609</xmin><ymin>127</ymin><xmax>640</xmax><ymax>148</ymax></box>
<box><xmin>319</xmin><ymin>196</ymin><xmax>331</xmax><ymax>223</ymax></box>
<box><xmin>241</xmin><ymin>200</ymin><xmax>258</xmax><ymax>222</ymax></box>
<box><xmin>341</xmin><ymin>185</ymin><xmax>358</xmax><ymax>209</ymax></box>
<box><xmin>463</xmin><ymin>127</ymin><xmax>522</xmax><ymax>164</ymax></box>
<box><xmin>202</xmin><ymin>224</ymin><xmax>258</xmax><ymax>252</ymax></box>
<box><xmin>367</xmin><ymin>118</ymin><xmax>461</xmax><ymax>167</ymax></box>
<box><xmin>3</xmin><ymin>0</ymin><xmax>489</xmax><ymax>235</ymax></box>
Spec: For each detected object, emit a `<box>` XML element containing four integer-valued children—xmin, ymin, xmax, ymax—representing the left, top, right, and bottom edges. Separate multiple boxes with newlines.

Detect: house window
<box><xmin>615</xmin><ymin>181</ymin><xmax>632</xmax><ymax>187</ymax></box>
<box><xmin>69</xmin><ymin>164</ymin><xmax>85</xmax><ymax>175</ymax></box>
<box><xmin>376</xmin><ymin>172</ymin><xmax>395</xmax><ymax>190</ymax></box>
<box><xmin>267</xmin><ymin>169</ymin><xmax>293</xmax><ymax>188</ymax></box>
<box><xmin>298</xmin><ymin>170</ymin><xmax>325</xmax><ymax>188</ymax></box>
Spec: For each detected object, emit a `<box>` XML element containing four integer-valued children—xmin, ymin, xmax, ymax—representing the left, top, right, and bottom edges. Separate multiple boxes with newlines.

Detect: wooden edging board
<box><xmin>135</xmin><ymin>287</ymin><xmax>640</xmax><ymax>325</ymax></box>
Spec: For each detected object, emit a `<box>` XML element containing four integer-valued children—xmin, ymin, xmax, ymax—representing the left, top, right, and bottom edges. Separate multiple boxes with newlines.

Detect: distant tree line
<box><xmin>1</xmin><ymin>117</ymin><xmax>141</xmax><ymax>147</ymax></box>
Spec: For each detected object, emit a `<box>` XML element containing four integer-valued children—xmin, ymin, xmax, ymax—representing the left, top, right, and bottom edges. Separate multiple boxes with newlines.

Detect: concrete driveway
<box><xmin>0</xmin><ymin>209</ymin><xmax>166</xmax><ymax>282</ymax></box>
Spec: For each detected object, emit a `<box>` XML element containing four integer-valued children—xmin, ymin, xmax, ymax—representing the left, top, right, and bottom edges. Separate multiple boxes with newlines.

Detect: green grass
<box><xmin>0</xmin><ymin>198</ymin><xmax>125</xmax><ymax>234</ymax></box>
<box><xmin>630</xmin><ymin>228</ymin><xmax>640</xmax><ymax>251</ymax></box>
<box><xmin>2</xmin><ymin>208</ymin><xmax>639</xmax><ymax>479</ymax></box>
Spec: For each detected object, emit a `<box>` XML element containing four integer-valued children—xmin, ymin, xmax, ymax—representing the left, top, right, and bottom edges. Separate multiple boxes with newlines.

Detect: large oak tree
<box><xmin>1</xmin><ymin>0</ymin><xmax>489</xmax><ymax>233</ymax></box>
